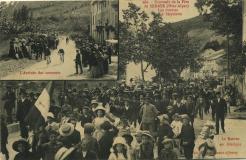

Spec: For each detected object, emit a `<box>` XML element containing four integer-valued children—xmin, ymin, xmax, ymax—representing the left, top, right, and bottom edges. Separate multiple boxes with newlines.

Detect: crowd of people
<box><xmin>0</xmin><ymin>79</ymin><xmax>241</xmax><ymax>160</ymax></box>
<box><xmin>8</xmin><ymin>33</ymin><xmax>59</xmax><ymax>61</ymax></box>
<box><xmin>74</xmin><ymin>36</ymin><xmax>115</xmax><ymax>78</ymax></box>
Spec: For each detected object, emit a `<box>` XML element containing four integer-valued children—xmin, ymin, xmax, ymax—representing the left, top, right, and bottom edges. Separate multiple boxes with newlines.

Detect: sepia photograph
<box><xmin>0</xmin><ymin>0</ymin><xmax>118</xmax><ymax>80</ymax></box>
<box><xmin>0</xmin><ymin>0</ymin><xmax>246</xmax><ymax>160</ymax></box>
<box><xmin>118</xmin><ymin>0</ymin><xmax>246</xmax><ymax>159</ymax></box>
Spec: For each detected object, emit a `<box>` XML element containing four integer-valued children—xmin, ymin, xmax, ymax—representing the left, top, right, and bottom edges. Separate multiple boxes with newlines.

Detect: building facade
<box><xmin>90</xmin><ymin>0</ymin><xmax>118</xmax><ymax>43</ymax></box>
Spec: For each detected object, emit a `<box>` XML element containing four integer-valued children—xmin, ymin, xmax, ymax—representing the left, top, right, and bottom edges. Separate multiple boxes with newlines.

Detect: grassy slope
<box><xmin>172</xmin><ymin>16</ymin><xmax>228</xmax><ymax>76</ymax></box>
<box><xmin>0</xmin><ymin>1</ymin><xmax>90</xmax><ymax>56</ymax></box>
<box><xmin>172</xmin><ymin>16</ymin><xmax>225</xmax><ymax>51</ymax></box>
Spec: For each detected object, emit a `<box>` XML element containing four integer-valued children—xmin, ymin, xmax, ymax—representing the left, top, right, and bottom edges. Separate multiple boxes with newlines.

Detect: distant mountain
<box><xmin>172</xmin><ymin>16</ymin><xmax>225</xmax><ymax>51</ymax></box>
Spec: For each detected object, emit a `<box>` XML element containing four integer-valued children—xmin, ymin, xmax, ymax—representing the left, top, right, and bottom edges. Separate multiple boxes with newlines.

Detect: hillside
<box><xmin>0</xmin><ymin>1</ymin><xmax>91</xmax><ymax>56</ymax></box>
<box><xmin>1</xmin><ymin>1</ymin><xmax>91</xmax><ymax>33</ymax></box>
<box><xmin>172</xmin><ymin>16</ymin><xmax>225</xmax><ymax>51</ymax></box>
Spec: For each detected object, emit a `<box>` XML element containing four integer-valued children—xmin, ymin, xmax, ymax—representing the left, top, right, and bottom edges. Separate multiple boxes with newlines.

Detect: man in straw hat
<box><xmin>59</xmin><ymin>123</ymin><xmax>80</xmax><ymax>148</ymax></box>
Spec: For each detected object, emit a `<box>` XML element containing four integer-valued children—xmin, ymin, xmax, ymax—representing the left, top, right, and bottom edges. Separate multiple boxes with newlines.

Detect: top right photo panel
<box><xmin>119</xmin><ymin>0</ymin><xmax>246</xmax><ymax>159</ymax></box>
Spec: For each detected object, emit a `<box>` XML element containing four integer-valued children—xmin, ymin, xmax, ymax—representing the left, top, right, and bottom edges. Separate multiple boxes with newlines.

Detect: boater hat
<box><xmin>162</xmin><ymin>138</ymin><xmax>173</xmax><ymax>145</ymax></box>
<box><xmin>91</xmin><ymin>99</ymin><xmax>98</xmax><ymax>105</ymax></box>
<box><xmin>59</xmin><ymin>123</ymin><xmax>74</xmax><ymax>137</ymax></box>
<box><xmin>12</xmin><ymin>139</ymin><xmax>31</xmax><ymax>152</ymax></box>
<box><xmin>112</xmin><ymin>136</ymin><xmax>128</xmax><ymax>147</ymax></box>
<box><xmin>94</xmin><ymin>103</ymin><xmax>106</xmax><ymax>112</ymax></box>
<box><xmin>54</xmin><ymin>147</ymin><xmax>69</xmax><ymax>160</ymax></box>
<box><xmin>141</xmin><ymin>130</ymin><xmax>154</xmax><ymax>140</ymax></box>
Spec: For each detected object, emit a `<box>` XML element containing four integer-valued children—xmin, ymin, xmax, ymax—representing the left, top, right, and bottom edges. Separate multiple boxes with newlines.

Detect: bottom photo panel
<box><xmin>0</xmin><ymin>80</ymin><xmax>246</xmax><ymax>160</ymax></box>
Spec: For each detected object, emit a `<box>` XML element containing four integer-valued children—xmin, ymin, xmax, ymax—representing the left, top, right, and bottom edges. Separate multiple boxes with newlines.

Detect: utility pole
<box><xmin>227</xmin><ymin>33</ymin><xmax>230</xmax><ymax>77</ymax></box>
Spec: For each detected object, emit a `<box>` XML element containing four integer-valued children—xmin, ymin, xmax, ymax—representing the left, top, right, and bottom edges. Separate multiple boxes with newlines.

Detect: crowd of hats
<box><xmin>7</xmin><ymin>79</ymin><xmax>233</xmax><ymax>160</ymax></box>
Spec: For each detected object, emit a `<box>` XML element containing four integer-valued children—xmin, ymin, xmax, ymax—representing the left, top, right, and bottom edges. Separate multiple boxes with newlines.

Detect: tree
<box><xmin>120</xmin><ymin>3</ymin><xmax>201</xmax><ymax>81</ymax></box>
<box><xmin>195</xmin><ymin>0</ymin><xmax>244</xmax><ymax>75</ymax></box>
<box><xmin>148</xmin><ymin>22</ymin><xmax>199</xmax><ymax>81</ymax></box>
<box><xmin>121</xmin><ymin>3</ymin><xmax>150</xmax><ymax>81</ymax></box>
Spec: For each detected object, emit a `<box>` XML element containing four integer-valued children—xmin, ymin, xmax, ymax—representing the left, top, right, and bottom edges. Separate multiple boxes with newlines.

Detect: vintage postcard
<box><xmin>1</xmin><ymin>0</ymin><xmax>246</xmax><ymax>160</ymax></box>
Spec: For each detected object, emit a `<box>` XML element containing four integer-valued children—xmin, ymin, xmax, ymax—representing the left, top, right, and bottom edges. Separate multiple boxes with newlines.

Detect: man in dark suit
<box><xmin>16</xmin><ymin>91</ymin><xmax>32</xmax><ymax>139</ymax></box>
<box><xmin>75</xmin><ymin>49</ymin><xmax>83</xmax><ymax>74</ymax></box>
<box><xmin>1</xmin><ymin>115</ymin><xmax>9</xmax><ymax>160</ymax></box>
<box><xmin>214</xmin><ymin>92</ymin><xmax>227</xmax><ymax>134</ymax></box>
<box><xmin>2</xmin><ymin>86</ymin><xmax>16</xmax><ymax>123</ymax></box>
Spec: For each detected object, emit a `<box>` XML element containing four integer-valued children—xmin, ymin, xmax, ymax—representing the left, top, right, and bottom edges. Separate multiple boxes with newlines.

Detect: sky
<box><xmin>119</xmin><ymin>0</ymin><xmax>200</xmax><ymax>23</ymax></box>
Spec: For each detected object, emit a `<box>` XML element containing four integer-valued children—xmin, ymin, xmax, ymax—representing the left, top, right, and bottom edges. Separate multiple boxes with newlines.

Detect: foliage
<box><xmin>119</xmin><ymin>3</ymin><xmax>200</xmax><ymax>81</ymax></box>
<box><xmin>120</xmin><ymin>3</ymin><xmax>150</xmax><ymax>80</ymax></box>
<box><xmin>13</xmin><ymin>5</ymin><xmax>32</xmax><ymax>23</ymax></box>
<box><xmin>195</xmin><ymin>0</ymin><xmax>244</xmax><ymax>74</ymax></box>
<box><xmin>148</xmin><ymin>21</ymin><xmax>200</xmax><ymax>80</ymax></box>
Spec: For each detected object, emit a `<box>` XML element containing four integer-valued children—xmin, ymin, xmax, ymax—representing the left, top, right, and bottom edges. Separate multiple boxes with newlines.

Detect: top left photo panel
<box><xmin>0</xmin><ymin>0</ymin><xmax>118</xmax><ymax>80</ymax></box>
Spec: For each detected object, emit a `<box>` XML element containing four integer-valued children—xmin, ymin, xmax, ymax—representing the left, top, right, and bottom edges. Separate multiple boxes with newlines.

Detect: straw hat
<box><xmin>91</xmin><ymin>99</ymin><xmax>98</xmax><ymax>105</ymax></box>
<box><xmin>54</xmin><ymin>147</ymin><xmax>69</xmax><ymax>160</ymax></box>
<box><xmin>112</xmin><ymin>137</ymin><xmax>128</xmax><ymax>147</ymax></box>
<box><xmin>162</xmin><ymin>138</ymin><xmax>173</xmax><ymax>145</ymax></box>
<box><xmin>59</xmin><ymin>123</ymin><xmax>74</xmax><ymax>137</ymax></box>
<box><xmin>12</xmin><ymin>139</ymin><xmax>31</xmax><ymax>152</ymax></box>
<box><xmin>167</xmin><ymin>105</ymin><xmax>173</xmax><ymax>110</ymax></box>
<box><xmin>82</xmin><ymin>106</ymin><xmax>91</xmax><ymax>110</ymax></box>
<box><xmin>141</xmin><ymin>130</ymin><xmax>153</xmax><ymax>140</ymax></box>
<box><xmin>181</xmin><ymin>114</ymin><xmax>190</xmax><ymax>121</ymax></box>
<box><xmin>94</xmin><ymin>103</ymin><xmax>106</xmax><ymax>112</ymax></box>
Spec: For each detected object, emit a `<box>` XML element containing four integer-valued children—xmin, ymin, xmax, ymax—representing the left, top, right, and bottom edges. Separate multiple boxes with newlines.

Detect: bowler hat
<box><xmin>12</xmin><ymin>139</ymin><xmax>31</xmax><ymax>152</ymax></box>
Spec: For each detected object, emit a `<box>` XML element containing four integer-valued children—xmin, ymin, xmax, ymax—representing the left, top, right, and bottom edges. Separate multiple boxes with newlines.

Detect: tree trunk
<box><xmin>140</xmin><ymin>60</ymin><xmax>145</xmax><ymax>81</ymax></box>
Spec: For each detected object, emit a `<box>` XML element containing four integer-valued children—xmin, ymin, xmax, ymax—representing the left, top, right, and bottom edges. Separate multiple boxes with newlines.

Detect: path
<box><xmin>193</xmin><ymin>114</ymin><xmax>246</xmax><ymax>159</ymax></box>
<box><xmin>2</xmin><ymin>36</ymin><xmax>117</xmax><ymax>80</ymax></box>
